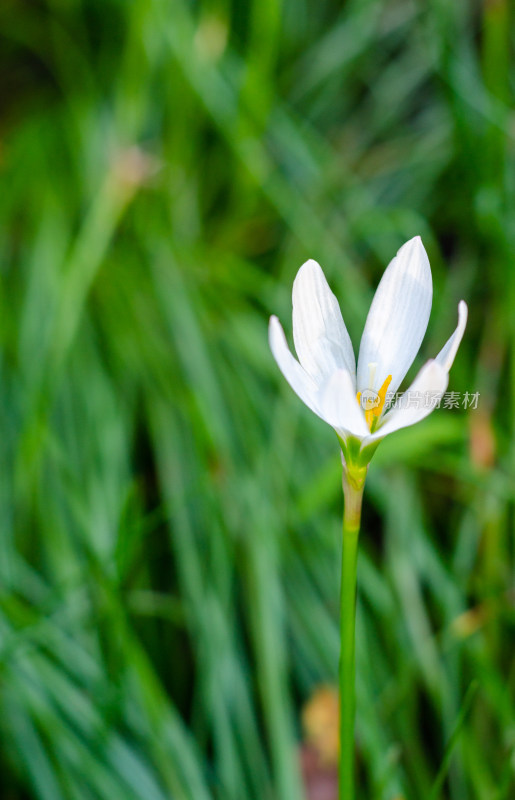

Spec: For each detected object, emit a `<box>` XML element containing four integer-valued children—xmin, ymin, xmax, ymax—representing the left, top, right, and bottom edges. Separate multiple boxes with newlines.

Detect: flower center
<box><xmin>356</xmin><ymin>366</ymin><xmax>392</xmax><ymax>432</ymax></box>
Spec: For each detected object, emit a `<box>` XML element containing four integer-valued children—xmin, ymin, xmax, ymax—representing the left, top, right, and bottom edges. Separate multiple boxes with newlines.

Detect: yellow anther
<box><xmin>356</xmin><ymin>374</ymin><xmax>392</xmax><ymax>432</ymax></box>
<box><xmin>364</xmin><ymin>399</ymin><xmax>375</xmax><ymax>431</ymax></box>
<box><xmin>373</xmin><ymin>374</ymin><xmax>392</xmax><ymax>428</ymax></box>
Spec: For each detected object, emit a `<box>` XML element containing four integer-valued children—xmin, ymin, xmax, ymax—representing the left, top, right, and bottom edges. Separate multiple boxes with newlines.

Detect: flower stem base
<box><xmin>339</xmin><ymin>467</ymin><xmax>365</xmax><ymax>800</ymax></box>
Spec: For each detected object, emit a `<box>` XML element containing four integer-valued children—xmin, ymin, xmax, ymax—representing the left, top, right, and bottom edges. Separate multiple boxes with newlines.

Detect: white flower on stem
<box><xmin>269</xmin><ymin>237</ymin><xmax>467</xmax><ymax>463</ymax></box>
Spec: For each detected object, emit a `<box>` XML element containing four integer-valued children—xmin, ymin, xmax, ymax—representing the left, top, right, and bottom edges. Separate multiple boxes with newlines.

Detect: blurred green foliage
<box><xmin>0</xmin><ymin>1</ymin><xmax>513</xmax><ymax>799</ymax></box>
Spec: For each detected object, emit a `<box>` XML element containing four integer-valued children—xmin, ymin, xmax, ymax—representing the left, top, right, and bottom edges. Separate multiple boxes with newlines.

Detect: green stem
<box><xmin>339</xmin><ymin>471</ymin><xmax>365</xmax><ymax>800</ymax></box>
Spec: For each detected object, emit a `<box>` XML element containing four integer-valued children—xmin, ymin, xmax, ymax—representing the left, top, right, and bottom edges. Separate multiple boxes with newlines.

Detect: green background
<box><xmin>0</xmin><ymin>1</ymin><xmax>513</xmax><ymax>798</ymax></box>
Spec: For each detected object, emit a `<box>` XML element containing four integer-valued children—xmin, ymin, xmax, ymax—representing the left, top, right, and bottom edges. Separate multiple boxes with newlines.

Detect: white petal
<box><xmin>292</xmin><ymin>259</ymin><xmax>356</xmax><ymax>387</ymax></box>
<box><xmin>363</xmin><ymin>359</ymin><xmax>448</xmax><ymax>443</ymax></box>
<box><xmin>435</xmin><ymin>300</ymin><xmax>468</xmax><ymax>372</ymax></box>
<box><xmin>357</xmin><ymin>236</ymin><xmax>432</xmax><ymax>396</ymax></box>
<box><xmin>269</xmin><ymin>316</ymin><xmax>323</xmax><ymax>419</ymax></box>
<box><xmin>320</xmin><ymin>369</ymin><xmax>369</xmax><ymax>439</ymax></box>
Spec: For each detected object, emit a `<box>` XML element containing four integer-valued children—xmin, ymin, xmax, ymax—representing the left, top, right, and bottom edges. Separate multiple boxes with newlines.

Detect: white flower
<box><xmin>269</xmin><ymin>237</ymin><xmax>467</xmax><ymax>461</ymax></box>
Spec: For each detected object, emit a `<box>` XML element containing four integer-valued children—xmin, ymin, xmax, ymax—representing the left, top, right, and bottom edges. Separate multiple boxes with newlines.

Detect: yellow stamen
<box><xmin>356</xmin><ymin>374</ymin><xmax>392</xmax><ymax>431</ymax></box>
<box><xmin>373</xmin><ymin>374</ymin><xmax>392</xmax><ymax>429</ymax></box>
